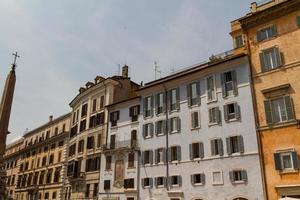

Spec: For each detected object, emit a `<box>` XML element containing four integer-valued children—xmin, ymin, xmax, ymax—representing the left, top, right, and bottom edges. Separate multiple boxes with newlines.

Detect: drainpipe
<box><xmin>137</xmin><ymin>150</ymin><xmax>141</xmax><ymax>200</ymax></box>
<box><xmin>244</xmin><ymin>29</ymin><xmax>268</xmax><ymax>200</ymax></box>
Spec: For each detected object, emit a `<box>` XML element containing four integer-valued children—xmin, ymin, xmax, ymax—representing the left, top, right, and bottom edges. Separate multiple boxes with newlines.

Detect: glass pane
<box><xmin>282</xmin><ymin>154</ymin><xmax>292</xmax><ymax>169</ymax></box>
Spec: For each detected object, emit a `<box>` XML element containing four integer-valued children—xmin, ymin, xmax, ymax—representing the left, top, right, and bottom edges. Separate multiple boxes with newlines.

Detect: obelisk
<box><xmin>0</xmin><ymin>52</ymin><xmax>19</xmax><ymax>199</ymax></box>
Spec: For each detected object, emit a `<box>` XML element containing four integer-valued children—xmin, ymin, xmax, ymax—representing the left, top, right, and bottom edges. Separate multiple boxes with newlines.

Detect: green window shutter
<box><xmin>141</xmin><ymin>152</ymin><xmax>145</xmax><ymax>165</ymax></box>
<box><xmin>162</xmin><ymin>120</ymin><xmax>166</xmax><ymax>135</ymax></box>
<box><xmin>149</xmin><ymin>178</ymin><xmax>153</xmax><ymax>188</ymax></box>
<box><xmin>232</xmin><ymin>70</ymin><xmax>238</xmax><ymax>96</ymax></box>
<box><xmin>274</xmin><ymin>47</ymin><xmax>282</xmax><ymax>67</ymax></box>
<box><xmin>150</xmin><ymin>96</ymin><xmax>154</xmax><ymax>117</ymax></box>
<box><xmin>155</xmin><ymin>94</ymin><xmax>159</xmax><ymax>115</ymax></box>
<box><xmin>155</xmin><ymin>121</ymin><xmax>158</xmax><ymax>136</ymax></box>
<box><xmin>154</xmin><ymin>149</ymin><xmax>158</xmax><ymax>164</ymax></box>
<box><xmin>274</xmin><ymin>153</ymin><xmax>282</xmax><ymax>170</ymax></box>
<box><xmin>297</xmin><ymin>16</ymin><xmax>300</xmax><ymax>28</ymax></box>
<box><xmin>163</xmin><ymin>93</ymin><xmax>166</xmax><ymax>113</ymax></box>
<box><xmin>260</xmin><ymin>52</ymin><xmax>268</xmax><ymax>72</ymax></box>
<box><xmin>141</xmin><ymin>178</ymin><xmax>145</xmax><ymax>188</ymax></box>
<box><xmin>284</xmin><ymin>96</ymin><xmax>295</xmax><ymax>121</ymax></box>
<box><xmin>143</xmin><ymin>98</ymin><xmax>147</xmax><ymax>118</ymax></box>
<box><xmin>177</xmin><ymin>118</ymin><xmax>181</xmax><ymax>132</ymax></box>
<box><xmin>149</xmin><ymin>150</ymin><xmax>153</xmax><ymax>165</ymax></box>
<box><xmin>191</xmin><ymin>174</ymin><xmax>194</xmax><ymax>185</ymax></box>
<box><xmin>264</xmin><ymin>100</ymin><xmax>273</xmax><ymax>124</ymax></box>
<box><xmin>216</xmin><ymin>107</ymin><xmax>221</xmax><ymax>124</ymax></box>
<box><xmin>292</xmin><ymin>151</ymin><xmax>299</xmax><ymax>170</ymax></box>
<box><xmin>162</xmin><ymin>148</ymin><xmax>167</xmax><ymax>163</ymax></box>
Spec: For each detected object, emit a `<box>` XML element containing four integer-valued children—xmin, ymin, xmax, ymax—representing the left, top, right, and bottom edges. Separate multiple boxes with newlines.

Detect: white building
<box><xmin>136</xmin><ymin>53</ymin><xmax>264</xmax><ymax>200</ymax></box>
<box><xmin>99</xmin><ymin>97</ymin><xmax>140</xmax><ymax>200</ymax></box>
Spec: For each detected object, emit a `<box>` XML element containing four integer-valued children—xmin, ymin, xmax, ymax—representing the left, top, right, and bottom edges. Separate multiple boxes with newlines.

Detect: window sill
<box><xmin>207</xmin><ymin>99</ymin><xmax>218</xmax><ymax>104</ymax></box>
<box><xmin>232</xmin><ymin>180</ymin><xmax>246</xmax><ymax>184</ymax></box>
<box><xmin>156</xmin><ymin>133</ymin><xmax>166</xmax><ymax>137</ymax></box>
<box><xmin>170</xmin><ymin>131</ymin><xmax>180</xmax><ymax>135</ymax></box>
<box><xmin>170</xmin><ymin>184</ymin><xmax>180</xmax><ymax>188</ymax></box>
<box><xmin>226</xmin><ymin>118</ymin><xmax>240</xmax><ymax>123</ymax></box>
<box><xmin>191</xmin><ymin>127</ymin><xmax>201</xmax><ymax>131</ymax></box>
<box><xmin>127</xmin><ymin>166</ymin><xmax>136</xmax><ymax>170</ymax></box>
<box><xmin>280</xmin><ymin>169</ymin><xmax>299</xmax><ymax>174</ymax></box>
<box><xmin>189</xmin><ymin>104</ymin><xmax>200</xmax><ymax>109</ymax></box>
<box><xmin>144</xmin><ymin>136</ymin><xmax>153</xmax><ymax>140</ymax></box>
<box><xmin>208</xmin><ymin>122</ymin><xmax>220</xmax><ymax>127</ymax></box>
<box><xmin>259</xmin><ymin>120</ymin><xmax>297</xmax><ymax>131</ymax></box>
<box><xmin>212</xmin><ymin>182</ymin><xmax>224</xmax><ymax>186</ymax></box>
<box><xmin>192</xmin><ymin>183</ymin><xmax>204</xmax><ymax>186</ymax></box>
<box><xmin>170</xmin><ymin>109</ymin><xmax>180</xmax><ymax>114</ymax></box>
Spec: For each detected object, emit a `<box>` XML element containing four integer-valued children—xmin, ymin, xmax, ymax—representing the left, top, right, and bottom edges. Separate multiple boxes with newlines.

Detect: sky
<box><xmin>0</xmin><ymin>0</ymin><xmax>255</xmax><ymax>144</ymax></box>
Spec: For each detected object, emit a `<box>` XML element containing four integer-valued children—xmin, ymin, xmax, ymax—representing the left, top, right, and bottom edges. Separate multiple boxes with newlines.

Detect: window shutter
<box><xmin>149</xmin><ymin>178</ymin><xmax>153</xmax><ymax>188</ymax></box>
<box><xmin>216</xmin><ymin>107</ymin><xmax>221</xmax><ymax>124</ymax></box>
<box><xmin>141</xmin><ymin>178</ymin><xmax>145</xmax><ymax>188</ymax></box>
<box><xmin>191</xmin><ymin>112</ymin><xmax>196</xmax><ymax>128</ymax></box>
<box><xmin>164</xmin><ymin>177</ymin><xmax>168</xmax><ymax>188</ymax></box>
<box><xmin>232</xmin><ymin>70</ymin><xmax>238</xmax><ymax>96</ymax></box>
<box><xmin>260</xmin><ymin>52</ymin><xmax>267</xmax><ymax>72</ymax></box>
<box><xmin>257</xmin><ymin>31</ymin><xmax>262</xmax><ymax>42</ymax></box>
<box><xmin>168</xmin><ymin>119</ymin><xmax>172</xmax><ymax>133</ymax></box>
<box><xmin>271</xmin><ymin>25</ymin><xmax>277</xmax><ymax>37</ymax></box>
<box><xmin>168</xmin><ymin>90</ymin><xmax>172</xmax><ymax>111</ymax></box>
<box><xmin>178</xmin><ymin>176</ymin><xmax>182</xmax><ymax>186</ymax></box>
<box><xmin>274</xmin><ymin>153</ymin><xmax>282</xmax><ymax>170</ymax></box>
<box><xmin>109</xmin><ymin>112</ymin><xmax>114</xmax><ymax>122</ymax></box>
<box><xmin>143</xmin><ymin>98</ymin><xmax>147</xmax><ymax>118</ymax></box>
<box><xmin>142</xmin><ymin>124</ymin><xmax>146</xmax><ymax>139</ymax></box>
<box><xmin>176</xmin><ymin>87</ymin><xmax>180</xmax><ymax>110</ymax></box>
<box><xmin>177</xmin><ymin>118</ymin><xmax>181</xmax><ymax>132</ymax></box>
<box><xmin>150</xmin><ymin>123</ymin><xmax>154</xmax><ymax>137</ymax></box>
<box><xmin>154</xmin><ymin>177</ymin><xmax>157</xmax><ymax>187</ymax></box>
<box><xmin>191</xmin><ymin>174</ymin><xmax>194</xmax><ymax>185</ymax></box>
<box><xmin>129</xmin><ymin>107</ymin><xmax>133</xmax><ymax>117</ymax></box>
<box><xmin>284</xmin><ymin>96</ymin><xmax>295</xmax><ymax>120</ymax></box>
<box><xmin>242</xmin><ymin>170</ymin><xmax>248</xmax><ymax>181</ymax></box>
<box><xmin>264</xmin><ymin>100</ymin><xmax>273</xmax><ymax>124</ymax></box>
<box><xmin>163</xmin><ymin>148</ymin><xmax>167</xmax><ymax>163</ymax></box>
<box><xmin>163</xmin><ymin>93</ymin><xmax>166</xmax><ymax>113</ymax></box>
<box><xmin>234</xmin><ymin>103</ymin><xmax>241</xmax><ymax>119</ymax></box>
<box><xmin>226</xmin><ymin>137</ymin><xmax>232</xmax><ymax>155</ymax></box>
<box><xmin>196</xmin><ymin>82</ymin><xmax>201</xmax><ymax>105</ymax></box>
<box><xmin>274</xmin><ymin>47</ymin><xmax>282</xmax><ymax>67</ymax></box>
<box><xmin>116</xmin><ymin>111</ymin><xmax>120</xmax><ymax>120</ymax></box>
<box><xmin>207</xmin><ymin>78</ymin><xmax>212</xmax><ymax>101</ymax></box>
<box><xmin>162</xmin><ymin>120</ymin><xmax>166</xmax><ymax>135</ymax></box>
<box><xmin>187</xmin><ymin>84</ymin><xmax>192</xmax><ymax>106</ymax></box>
<box><xmin>168</xmin><ymin>148</ymin><xmax>171</xmax><ymax>162</ymax></box>
<box><xmin>218</xmin><ymin>139</ymin><xmax>224</xmax><ymax>156</ymax></box>
<box><xmin>224</xmin><ymin>105</ymin><xmax>229</xmax><ymax>122</ymax></box>
<box><xmin>221</xmin><ymin>73</ymin><xmax>227</xmax><ymax>97</ymax></box>
<box><xmin>211</xmin><ymin>140</ymin><xmax>216</xmax><ymax>156</ymax></box>
<box><xmin>200</xmin><ymin>173</ymin><xmax>205</xmax><ymax>185</ymax></box>
<box><xmin>155</xmin><ymin>94</ymin><xmax>159</xmax><ymax>115</ymax></box>
<box><xmin>229</xmin><ymin>171</ymin><xmax>234</xmax><ymax>182</ymax></box>
<box><xmin>177</xmin><ymin>146</ymin><xmax>181</xmax><ymax>161</ymax></box>
<box><xmin>208</xmin><ymin>109</ymin><xmax>213</xmax><ymax>124</ymax></box>
<box><xmin>292</xmin><ymin>151</ymin><xmax>299</xmax><ymax>170</ymax></box>
<box><xmin>155</xmin><ymin>121</ymin><xmax>158</xmax><ymax>136</ymax></box>
<box><xmin>154</xmin><ymin>149</ymin><xmax>158</xmax><ymax>164</ymax></box>
<box><xmin>189</xmin><ymin>144</ymin><xmax>193</xmax><ymax>160</ymax></box>
<box><xmin>199</xmin><ymin>142</ymin><xmax>204</xmax><ymax>159</ymax></box>
<box><xmin>150</xmin><ymin>96</ymin><xmax>154</xmax><ymax>117</ymax></box>
<box><xmin>141</xmin><ymin>152</ymin><xmax>145</xmax><ymax>165</ymax></box>
<box><xmin>149</xmin><ymin>150</ymin><xmax>153</xmax><ymax>165</ymax></box>
<box><xmin>238</xmin><ymin>136</ymin><xmax>244</xmax><ymax>153</ymax></box>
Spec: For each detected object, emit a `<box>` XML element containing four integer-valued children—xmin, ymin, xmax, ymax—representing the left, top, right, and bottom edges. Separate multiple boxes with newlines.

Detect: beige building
<box><xmin>4</xmin><ymin>113</ymin><xmax>71</xmax><ymax>200</ymax></box>
<box><xmin>65</xmin><ymin>65</ymin><xmax>138</xmax><ymax>199</ymax></box>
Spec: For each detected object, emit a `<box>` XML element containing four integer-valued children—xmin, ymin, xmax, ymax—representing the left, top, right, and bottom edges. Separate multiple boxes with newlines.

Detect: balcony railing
<box><xmin>103</xmin><ymin>139</ymin><xmax>138</xmax><ymax>150</ymax></box>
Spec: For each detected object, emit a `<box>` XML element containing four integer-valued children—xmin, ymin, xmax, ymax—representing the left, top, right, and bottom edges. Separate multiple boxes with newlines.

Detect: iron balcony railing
<box><xmin>103</xmin><ymin>139</ymin><xmax>138</xmax><ymax>150</ymax></box>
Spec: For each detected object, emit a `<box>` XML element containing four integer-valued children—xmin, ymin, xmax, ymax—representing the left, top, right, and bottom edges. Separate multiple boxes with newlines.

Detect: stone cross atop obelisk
<box><xmin>0</xmin><ymin>52</ymin><xmax>19</xmax><ymax>198</ymax></box>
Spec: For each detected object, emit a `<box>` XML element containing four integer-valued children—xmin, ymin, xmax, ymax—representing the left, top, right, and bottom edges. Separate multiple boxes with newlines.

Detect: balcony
<box><xmin>103</xmin><ymin>139</ymin><xmax>139</xmax><ymax>151</ymax></box>
<box><xmin>68</xmin><ymin>172</ymin><xmax>86</xmax><ymax>182</ymax></box>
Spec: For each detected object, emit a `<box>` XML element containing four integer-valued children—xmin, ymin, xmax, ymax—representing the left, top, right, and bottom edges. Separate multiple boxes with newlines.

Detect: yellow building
<box><xmin>4</xmin><ymin>113</ymin><xmax>71</xmax><ymax>200</ymax></box>
<box><xmin>231</xmin><ymin>0</ymin><xmax>300</xmax><ymax>199</ymax></box>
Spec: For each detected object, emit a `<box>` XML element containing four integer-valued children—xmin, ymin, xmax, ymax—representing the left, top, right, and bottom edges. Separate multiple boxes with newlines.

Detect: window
<box><xmin>49</xmin><ymin>154</ymin><xmax>54</xmax><ymax>165</ymax></box>
<box><xmin>129</xmin><ymin>105</ymin><xmax>140</xmax><ymax>122</ymax></box>
<box><xmin>155</xmin><ymin>120</ymin><xmax>166</xmax><ymax>136</ymax></box>
<box><xmin>97</xmin><ymin>133</ymin><xmax>102</xmax><ymax>148</ymax></box>
<box><xmin>124</xmin><ymin>178</ymin><xmax>134</xmax><ymax>189</ymax></box>
<box><xmin>127</xmin><ymin>198</ymin><xmax>135</xmax><ymax>200</ymax></box>
<box><xmin>169</xmin><ymin>117</ymin><xmax>180</xmax><ymax>133</ymax></box>
<box><xmin>78</xmin><ymin>140</ymin><xmax>84</xmax><ymax>153</ymax></box>
<box><xmin>224</xmin><ymin>103</ymin><xmax>240</xmax><ymax>121</ymax></box>
<box><xmin>170</xmin><ymin>175</ymin><xmax>182</xmax><ymax>187</ymax></box>
<box><xmin>191</xmin><ymin>173</ymin><xmax>205</xmax><ymax>186</ymax></box>
<box><xmin>54</xmin><ymin>127</ymin><xmax>58</xmax><ymax>135</ymax></box>
<box><xmin>68</xmin><ymin>144</ymin><xmax>76</xmax><ymax>157</ymax></box>
<box><xmin>128</xmin><ymin>152</ymin><xmax>135</xmax><ymax>168</ymax></box>
<box><xmin>211</xmin><ymin>139</ymin><xmax>223</xmax><ymax>156</ymax></box>
<box><xmin>257</xmin><ymin>25</ymin><xmax>277</xmax><ymax>42</ymax></box>
<box><xmin>169</xmin><ymin>146</ymin><xmax>181</xmax><ymax>162</ymax></box>
<box><xmin>143</xmin><ymin>123</ymin><xmax>154</xmax><ymax>139</ymax></box>
<box><xmin>235</xmin><ymin>35</ymin><xmax>244</xmax><ymax>48</ymax></box>
<box><xmin>227</xmin><ymin>136</ymin><xmax>244</xmax><ymax>154</ymax></box>
<box><xmin>53</xmin><ymin>168</ymin><xmax>60</xmax><ymax>183</ymax></box>
<box><xmin>87</xmin><ymin>136</ymin><xmax>94</xmax><ymax>149</ymax></box>
<box><xmin>155</xmin><ymin>92</ymin><xmax>165</xmax><ymax>115</ymax></box>
<box><xmin>93</xmin><ymin>183</ymin><xmax>98</xmax><ymax>197</ymax></box>
<box><xmin>110</xmin><ymin>111</ymin><xmax>120</xmax><ymax>127</ymax></box>
<box><xmin>105</xmin><ymin>156</ymin><xmax>112</xmax><ymax>170</ymax></box>
<box><xmin>143</xmin><ymin>96</ymin><xmax>153</xmax><ymax>117</ymax></box>
<box><xmin>190</xmin><ymin>142</ymin><xmax>204</xmax><ymax>160</ymax></box>
<box><xmin>191</xmin><ymin>111</ymin><xmax>200</xmax><ymax>129</ymax></box>
<box><xmin>81</xmin><ymin>103</ymin><xmax>88</xmax><ymax>117</ymax></box>
<box><xmin>86</xmin><ymin>157</ymin><xmax>101</xmax><ymax>172</ymax></box>
<box><xmin>85</xmin><ymin>184</ymin><xmax>90</xmax><ymax>198</ymax></box>
<box><xmin>46</xmin><ymin>170</ymin><xmax>52</xmax><ymax>184</ymax></box>
<box><xmin>274</xmin><ymin>151</ymin><xmax>299</xmax><ymax>171</ymax></box>
<box><xmin>169</xmin><ymin>88</ymin><xmax>180</xmax><ymax>111</ymax></box>
<box><xmin>212</xmin><ymin>171</ymin><xmax>223</xmax><ymax>185</ymax></box>
<box><xmin>44</xmin><ymin>192</ymin><xmax>49</xmax><ymax>200</ymax></box>
<box><xmin>155</xmin><ymin>177</ymin><xmax>165</xmax><ymax>187</ymax></box>
<box><xmin>142</xmin><ymin>150</ymin><xmax>153</xmax><ymax>165</ymax></box>
<box><xmin>131</xmin><ymin>130</ymin><xmax>137</xmax><ymax>148</ymax></box>
<box><xmin>58</xmin><ymin>151</ymin><xmax>62</xmax><ymax>162</ymax></box>
<box><xmin>208</xmin><ymin>107</ymin><xmax>221</xmax><ymax>125</ymax></box>
<box><xmin>229</xmin><ymin>170</ymin><xmax>247</xmax><ymax>183</ymax></box>
<box><xmin>260</xmin><ymin>46</ymin><xmax>282</xmax><ymax>72</ymax></box>
<box><xmin>207</xmin><ymin>76</ymin><xmax>216</xmax><ymax>102</ymax></box>
<box><xmin>51</xmin><ymin>143</ymin><xmax>56</xmax><ymax>149</ymax></box>
<box><xmin>42</xmin><ymin>156</ymin><xmax>47</xmax><ymax>167</ymax></box>
<box><xmin>155</xmin><ymin>148</ymin><xmax>165</xmax><ymax>164</ymax></box>
<box><xmin>110</xmin><ymin>135</ymin><xmax>115</xmax><ymax>149</ymax></box>
<box><xmin>39</xmin><ymin>171</ymin><xmax>45</xmax><ymax>185</ymax></box>
<box><xmin>52</xmin><ymin>192</ymin><xmax>57</xmax><ymax>200</ymax></box>
<box><xmin>264</xmin><ymin>96</ymin><xmax>294</xmax><ymax>124</ymax></box>
<box><xmin>104</xmin><ymin>180</ymin><xmax>110</xmax><ymax>190</ymax></box>
<box><xmin>92</xmin><ymin>98</ymin><xmax>97</xmax><ymax>112</ymax></box>
<box><xmin>79</xmin><ymin>119</ymin><xmax>86</xmax><ymax>132</ymax></box>
<box><xmin>142</xmin><ymin>178</ymin><xmax>153</xmax><ymax>188</ymax></box>
<box><xmin>221</xmin><ymin>70</ymin><xmax>238</xmax><ymax>97</ymax></box>
<box><xmin>70</xmin><ymin>124</ymin><xmax>78</xmax><ymax>138</ymax></box>
<box><xmin>297</xmin><ymin>16</ymin><xmax>300</xmax><ymax>28</ymax></box>
<box><xmin>100</xmin><ymin>95</ymin><xmax>105</xmax><ymax>109</ymax></box>
<box><xmin>187</xmin><ymin>82</ymin><xmax>200</xmax><ymax>106</ymax></box>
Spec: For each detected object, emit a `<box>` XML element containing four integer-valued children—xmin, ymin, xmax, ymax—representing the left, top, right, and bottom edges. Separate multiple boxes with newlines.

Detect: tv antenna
<box><xmin>154</xmin><ymin>61</ymin><xmax>161</xmax><ymax>80</ymax></box>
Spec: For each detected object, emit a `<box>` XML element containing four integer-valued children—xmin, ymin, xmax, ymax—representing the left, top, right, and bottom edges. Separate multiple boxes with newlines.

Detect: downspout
<box><xmin>137</xmin><ymin>149</ymin><xmax>141</xmax><ymax>200</ymax></box>
<box><xmin>244</xmin><ymin>29</ymin><xmax>268</xmax><ymax>200</ymax></box>
<box><xmin>162</xmin><ymin>83</ymin><xmax>170</xmax><ymax>191</ymax></box>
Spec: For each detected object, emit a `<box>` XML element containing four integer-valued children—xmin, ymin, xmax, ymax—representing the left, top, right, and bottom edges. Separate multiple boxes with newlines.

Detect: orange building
<box><xmin>231</xmin><ymin>0</ymin><xmax>300</xmax><ymax>199</ymax></box>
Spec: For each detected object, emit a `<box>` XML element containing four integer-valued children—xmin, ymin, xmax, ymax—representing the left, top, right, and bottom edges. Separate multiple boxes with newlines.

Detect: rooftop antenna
<box><xmin>118</xmin><ymin>64</ymin><xmax>121</xmax><ymax>76</ymax></box>
<box><xmin>154</xmin><ymin>61</ymin><xmax>161</xmax><ymax>80</ymax></box>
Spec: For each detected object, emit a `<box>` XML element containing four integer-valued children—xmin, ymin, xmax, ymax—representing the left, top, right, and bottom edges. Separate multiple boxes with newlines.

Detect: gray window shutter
<box><xmin>260</xmin><ymin>52</ymin><xmax>267</xmax><ymax>72</ymax></box>
<box><xmin>191</xmin><ymin>174</ymin><xmax>194</xmax><ymax>185</ymax></box>
<box><xmin>208</xmin><ymin>109</ymin><xmax>212</xmax><ymax>124</ymax></box>
<box><xmin>196</xmin><ymin>82</ymin><xmax>201</xmax><ymax>105</ymax></box>
<box><xmin>150</xmin><ymin>123</ymin><xmax>154</xmax><ymax>137</ymax></box>
<box><xmin>143</xmin><ymin>98</ymin><xmax>147</xmax><ymax>118</ymax></box>
<box><xmin>154</xmin><ymin>149</ymin><xmax>158</xmax><ymax>164</ymax></box>
<box><xmin>168</xmin><ymin>90</ymin><xmax>172</xmax><ymax>111</ymax></box>
<box><xmin>199</xmin><ymin>142</ymin><xmax>204</xmax><ymax>159</ymax></box>
<box><xmin>284</xmin><ymin>96</ymin><xmax>295</xmax><ymax>120</ymax></box>
<box><xmin>155</xmin><ymin>94</ymin><xmax>159</xmax><ymax>115</ymax></box>
<box><xmin>232</xmin><ymin>70</ymin><xmax>238</xmax><ymax>96</ymax></box>
<box><xmin>274</xmin><ymin>47</ymin><xmax>282</xmax><ymax>67</ymax></box>
<box><xmin>141</xmin><ymin>152</ymin><xmax>145</xmax><ymax>165</ymax></box>
<box><xmin>150</xmin><ymin>96</ymin><xmax>154</xmax><ymax>117</ymax></box>
<box><xmin>168</xmin><ymin>148</ymin><xmax>172</xmax><ymax>162</ymax></box>
<box><xmin>242</xmin><ymin>170</ymin><xmax>248</xmax><ymax>181</ymax></box>
<box><xmin>234</xmin><ymin>103</ymin><xmax>241</xmax><ymax>120</ymax></box>
<box><xmin>211</xmin><ymin>140</ymin><xmax>216</xmax><ymax>156</ymax></box>
<box><xmin>189</xmin><ymin>144</ymin><xmax>193</xmax><ymax>160</ymax></box>
<box><xmin>176</xmin><ymin>87</ymin><xmax>180</xmax><ymax>110</ymax></box>
<box><xmin>271</xmin><ymin>25</ymin><xmax>277</xmax><ymax>37</ymax></box>
<box><xmin>274</xmin><ymin>153</ymin><xmax>282</xmax><ymax>170</ymax></box>
<box><xmin>163</xmin><ymin>93</ymin><xmax>166</xmax><ymax>113</ymax></box>
<box><xmin>201</xmin><ymin>173</ymin><xmax>205</xmax><ymax>184</ymax></box>
<box><xmin>141</xmin><ymin>178</ymin><xmax>145</xmax><ymax>188</ymax></box>
<box><xmin>187</xmin><ymin>84</ymin><xmax>192</xmax><ymax>106</ymax></box>
<box><xmin>162</xmin><ymin>120</ymin><xmax>166</xmax><ymax>135</ymax></box>
<box><xmin>149</xmin><ymin>178</ymin><xmax>153</xmax><ymax>188</ymax></box>
<box><xmin>142</xmin><ymin>124</ymin><xmax>146</xmax><ymax>139</ymax></box>
<box><xmin>163</xmin><ymin>177</ymin><xmax>167</xmax><ymax>187</ymax></box>
<box><xmin>221</xmin><ymin>73</ymin><xmax>227</xmax><ymax>97</ymax></box>
<box><xmin>292</xmin><ymin>151</ymin><xmax>299</xmax><ymax>170</ymax></box>
<box><xmin>224</xmin><ymin>105</ymin><xmax>229</xmax><ymax>122</ymax></box>
<box><xmin>178</xmin><ymin>176</ymin><xmax>182</xmax><ymax>186</ymax></box>
<box><xmin>191</xmin><ymin>113</ymin><xmax>196</xmax><ymax>128</ymax></box>
<box><xmin>155</xmin><ymin>121</ymin><xmax>158</xmax><ymax>136</ymax></box>
<box><xmin>154</xmin><ymin>177</ymin><xmax>157</xmax><ymax>187</ymax></box>
<box><xmin>218</xmin><ymin>139</ymin><xmax>224</xmax><ymax>156</ymax></box>
<box><xmin>163</xmin><ymin>148</ymin><xmax>167</xmax><ymax>163</ymax></box>
<box><xmin>229</xmin><ymin>171</ymin><xmax>234</xmax><ymax>182</ymax></box>
<box><xmin>177</xmin><ymin>118</ymin><xmax>181</xmax><ymax>132</ymax></box>
<box><xmin>216</xmin><ymin>107</ymin><xmax>221</xmax><ymax>124</ymax></box>
<box><xmin>177</xmin><ymin>146</ymin><xmax>181</xmax><ymax>161</ymax></box>
<box><xmin>149</xmin><ymin>150</ymin><xmax>153</xmax><ymax>165</ymax></box>
<box><xmin>264</xmin><ymin>100</ymin><xmax>273</xmax><ymax>124</ymax></box>
<box><xmin>238</xmin><ymin>136</ymin><xmax>244</xmax><ymax>153</ymax></box>
<box><xmin>226</xmin><ymin>137</ymin><xmax>232</xmax><ymax>155</ymax></box>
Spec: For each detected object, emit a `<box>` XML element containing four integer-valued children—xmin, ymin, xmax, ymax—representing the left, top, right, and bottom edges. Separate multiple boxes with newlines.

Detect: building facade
<box><xmin>65</xmin><ymin>66</ymin><xmax>138</xmax><ymax>199</ymax></box>
<box><xmin>137</xmin><ymin>54</ymin><xmax>264</xmax><ymax>200</ymax></box>
<box><xmin>231</xmin><ymin>0</ymin><xmax>300</xmax><ymax>199</ymax></box>
<box><xmin>99</xmin><ymin>97</ymin><xmax>140</xmax><ymax>200</ymax></box>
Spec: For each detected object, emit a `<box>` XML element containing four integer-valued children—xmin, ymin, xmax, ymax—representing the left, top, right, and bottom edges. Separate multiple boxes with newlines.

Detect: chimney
<box><xmin>122</xmin><ymin>65</ymin><xmax>129</xmax><ymax>78</ymax></box>
<box><xmin>251</xmin><ymin>2</ymin><xmax>257</xmax><ymax>13</ymax></box>
<box><xmin>49</xmin><ymin>115</ymin><xmax>53</xmax><ymax>122</ymax></box>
